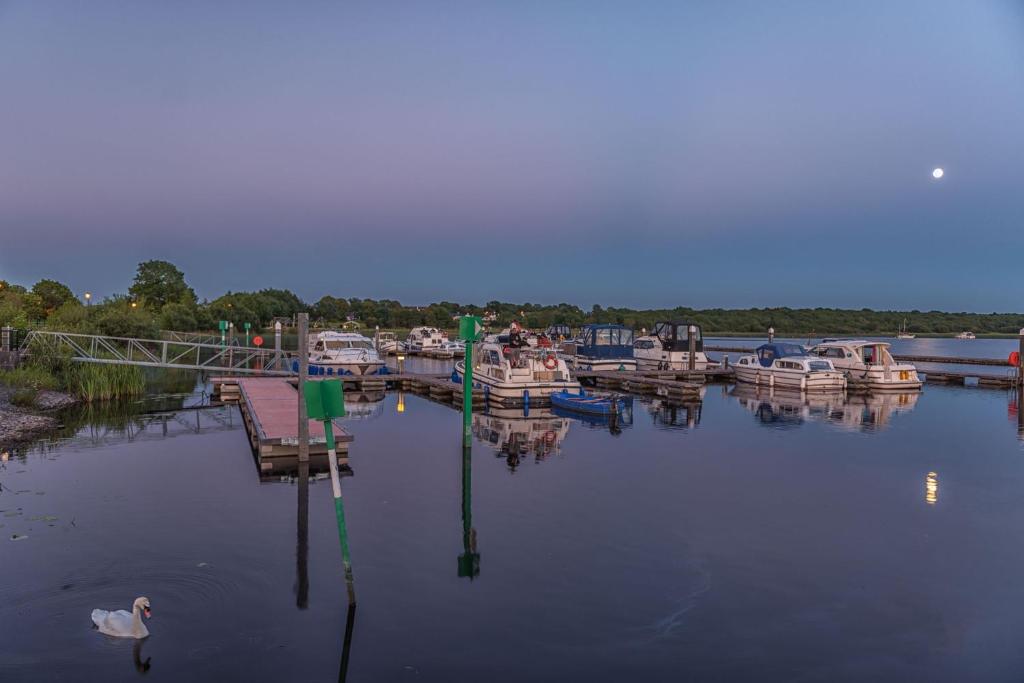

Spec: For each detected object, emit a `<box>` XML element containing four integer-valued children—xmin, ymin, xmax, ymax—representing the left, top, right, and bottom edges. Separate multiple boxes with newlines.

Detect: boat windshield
<box><xmin>324</xmin><ymin>340</ymin><xmax>372</xmax><ymax>350</ymax></box>
<box><xmin>808</xmin><ymin>360</ymin><xmax>832</xmax><ymax>371</ymax></box>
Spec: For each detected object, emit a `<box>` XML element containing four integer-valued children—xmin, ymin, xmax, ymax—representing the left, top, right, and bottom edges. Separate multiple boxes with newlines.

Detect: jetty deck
<box><xmin>214</xmin><ymin>376</ymin><xmax>353</xmax><ymax>474</ymax></box>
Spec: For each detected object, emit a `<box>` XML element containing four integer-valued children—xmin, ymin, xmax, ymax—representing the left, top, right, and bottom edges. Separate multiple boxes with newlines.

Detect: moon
<box><xmin>932</xmin><ymin>167</ymin><xmax>944</xmax><ymax>179</ymax></box>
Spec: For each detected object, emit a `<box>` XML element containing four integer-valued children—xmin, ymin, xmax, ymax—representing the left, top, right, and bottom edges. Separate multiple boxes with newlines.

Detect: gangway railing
<box><xmin>21</xmin><ymin>330</ymin><xmax>295</xmax><ymax>375</ymax></box>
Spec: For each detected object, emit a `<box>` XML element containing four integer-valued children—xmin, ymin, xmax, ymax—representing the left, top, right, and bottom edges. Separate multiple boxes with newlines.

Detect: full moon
<box><xmin>932</xmin><ymin>167</ymin><xmax>944</xmax><ymax>179</ymax></box>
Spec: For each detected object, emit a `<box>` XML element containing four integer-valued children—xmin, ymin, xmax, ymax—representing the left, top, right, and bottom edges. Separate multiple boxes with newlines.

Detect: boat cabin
<box><xmin>578</xmin><ymin>324</ymin><xmax>634</xmax><ymax>359</ymax></box>
<box><xmin>545</xmin><ymin>324</ymin><xmax>573</xmax><ymax>340</ymax></box>
<box><xmin>754</xmin><ymin>343</ymin><xmax>808</xmax><ymax>367</ymax></box>
<box><xmin>650</xmin><ymin>321</ymin><xmax>703</xmax><ymax>352</ymax></box>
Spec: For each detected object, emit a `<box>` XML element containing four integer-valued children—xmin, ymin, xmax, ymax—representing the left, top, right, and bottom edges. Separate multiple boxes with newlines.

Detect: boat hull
<box><xmin>303</xmin><ymin>360</ymin><xmax>387</xmax><ymax>376</ymax></box>
<box><xmin>635</xmin><ymin>353</ymin><xmax>709</xmax><ymax>371</ymax></box>
<box><xmin>733</xmin><ymin>365</ymin><xmax>846</xmax><ymax>391</ymax></box>
<box><xmin>455</xmin><ymin>363</ymin><xmax>580</xmax><ymax>405</ymax></box>
<box><xmin>571</xmin><ymin>358</ymin><xmax>637</xmax><ymax>372</ymax></box>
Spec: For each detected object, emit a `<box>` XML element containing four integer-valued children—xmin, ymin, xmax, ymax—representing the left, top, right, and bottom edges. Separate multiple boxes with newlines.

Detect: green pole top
<box><xmin>459</xmin><ymin>315</ymin><xmax>484</xmax><ymax>342</ymax></box>
<box><xmin>304</xmin><ymin>379</ymin><xmax>346</xmax><ymax>420</ymax></box>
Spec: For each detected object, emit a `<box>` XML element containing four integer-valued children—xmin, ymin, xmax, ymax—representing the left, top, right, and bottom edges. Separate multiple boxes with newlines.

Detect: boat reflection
<box><xmin>472</xmin><ymin>407</ymin><xmax>571</xmax><ymax>470</ymax></box>
<box><xmin>1010</xmin><ymin>385</ymin><xmax>1024</xmax><ymax>440</ymax></box>
<box><xmin>728</xmin><ymin>384</ymin><xmax>919</xmax><ymax>432</ymax></box>
<box><xmin>926</xmin><ymin>471</ymin><xmax>938</xmax><ymax>505</ymax></box>
<box><xmin>337</xmin><ymin>391</ymin><xmax>386</xmax><ymax>421</ymax></box>
<box><xmin>645</xmin><ymin>399</ymin><xmax>703</xmax><ymax>431</ymax></box>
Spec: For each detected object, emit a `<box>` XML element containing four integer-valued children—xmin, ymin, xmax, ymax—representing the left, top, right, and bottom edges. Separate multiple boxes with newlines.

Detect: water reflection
<box><xmin>926</xmin><ymin>471</ymin><xmax>938</xmax><ymax>505</ymax></box>
<box><xmin>132</xmin><ymin>638</ymin><xmax>151</xmax><ymax>674</ymax></box>
<box><xmin>1011</xmin><ymin>385</ymin><xmax>1024</xmax><ymax>440</ymax></box>
<box><xmin>472</xmin><ymin>408</ymin><xmax>571</xmax><ymax>470</ymax></box>
<box><xmin>458</xmin><ymin>441</ymin><xmax>480</xmax><ymax>579</ymax></box>
<box><xmin>338</xmin><ymin>391</ymin><xmax>386</xmax><ymax>421</ymax></box>
<box><xmin>296</xmin><ymin>460</ymin><xmax>309</xmax><ymax>610</ymax></box>
<box><xmin>337</xmin><ymin>603</ymin><xmax>357</xmax><ymax>683</ymax></box>
<box><xmin>551</xmin><ymin>397</ymin><xmax>634</xmax><ymax>435</ymax></box>
<box><xmin>646</xmin><ymin>399</ymin><xmax>703</xmax><ymax>431</ymax></box>
<box><xmin>728</xmin><ymin>384</ymin><xmax>919</xmax><ymax>432</ymax></box>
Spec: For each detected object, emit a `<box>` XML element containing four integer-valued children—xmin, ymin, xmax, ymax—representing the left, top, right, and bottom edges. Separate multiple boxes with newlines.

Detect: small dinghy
<box><xmin>550</xmin><ymin>390</ymin><xmax>624</xmax><ymax>416</ymax></box>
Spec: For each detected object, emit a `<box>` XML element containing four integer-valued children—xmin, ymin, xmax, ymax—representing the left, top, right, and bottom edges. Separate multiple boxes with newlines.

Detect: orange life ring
<box><xmin>544</xmin><ymin>355</ymin><xmax>558</xmax><ymax>370</ymax></box>
<box><xmin>1009</xmin><ymin>351</ymin><xmax>1020</xmax><ymax>367</ymax></box>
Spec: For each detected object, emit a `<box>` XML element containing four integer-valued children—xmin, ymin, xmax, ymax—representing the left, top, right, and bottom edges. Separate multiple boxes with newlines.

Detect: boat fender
<box><xmin>1009</xmin><ymin>351</ymin><xmax>1020</xmax><ymax>367</ymax></box>
<box><xmin>544</xmin><ymin>355</ymin><xmax>558</xmax><ymax>370</ymax></box>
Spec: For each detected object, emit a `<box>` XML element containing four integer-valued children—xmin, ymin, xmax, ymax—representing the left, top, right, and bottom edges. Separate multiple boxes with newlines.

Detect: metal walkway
<box><xmin>21</xmin><ymin>330</ymin><xmax>295</xmax><ymax>375</ymax></box>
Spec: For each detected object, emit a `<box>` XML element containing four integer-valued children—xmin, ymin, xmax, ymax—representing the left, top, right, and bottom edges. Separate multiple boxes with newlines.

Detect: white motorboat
<box><xmin>896</xmin><ymin>319</ymin><xmax>915</xmax><ymax>339</ymax></box>
<box><xmin>633</xmin><ymin>320</ymin><xmax>709</xmax><ymax>371</ymax></box>
<box><xmin>733</xmin><ymin>342</ymin><xmax>846</xmax><ymax>391</ymax></box>
<box><xmin>374</xmin><ymin>331</ymin><xmax>405</xmax><ymax>355</ymax></box>
<box><xmin>809</xmin><ymin>340</ymin><xmax>922</xmax><ymax>390</ymax></box>
<box><xmin>455</xmin><ymin>341</ymin><xmax>580</xmax><ymax>406</ymax></box>
<box><xmin>406</xmin><ymin>326</ymin><xmax>448</xmax><ymax>353</ymax></box>
<box><xmin>563</xmin><ymin>324</ymin><xmax>637</xmax><ymax>372</ymax></box>
<box><xmin>955</xmin><ymin>331</ymin><xmax>976</xmax><ymax>340</ymax></box>
<box><xmin>306</xmin><ymin>331</ymin><xmax>386</xmax><ymax>376</ymax></box>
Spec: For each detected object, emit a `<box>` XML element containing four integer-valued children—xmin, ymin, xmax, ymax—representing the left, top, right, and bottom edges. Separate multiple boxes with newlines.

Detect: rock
<box><xmin>34</xmin><ymin>390</ymin><xmax>78</xmax><ymax>411</ymax></box>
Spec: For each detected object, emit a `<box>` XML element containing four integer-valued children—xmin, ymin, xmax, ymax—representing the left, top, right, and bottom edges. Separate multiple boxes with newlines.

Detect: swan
<box><xmin>91</xmin><ymin>597</ymin><xmax>152</xmax><ymax>638</ymax></box>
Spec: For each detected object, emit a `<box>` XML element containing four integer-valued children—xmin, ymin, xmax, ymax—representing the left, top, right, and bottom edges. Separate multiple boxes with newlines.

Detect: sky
<box><xmin>1</xmin><ymin>1</ymin><xmax>1022</xmax><ymax>311</ymax></box>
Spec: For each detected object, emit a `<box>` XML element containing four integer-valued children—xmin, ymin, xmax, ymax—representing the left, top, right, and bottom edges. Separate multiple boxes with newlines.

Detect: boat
<box><xmin>563</xmin><ymin>324</ymin><xmax>637</xmax><ymax>372</ymax></box>
<box><xmin>550</xmin><ymin>389</ymin><xmax>626</xmax><ymax>416</ymax></box>
<box><xmin>633</xmin><ymin>320</ymin><xmax>709</xmax><ymax>371</ymax></box>
<box><xmin>955</xmin><ymin>331</ymin><xmax>976</xmax><ymax>340</ymax></box>
<box><xmin>544</xmin><ymin>324</ymin><xmax>574</xmax><ymax>342</ymax></box>
<box><xmin>733</xmin><ymin>342</ymin><xmax>847</xmax><ymax>391</ymax></box>
<box><xmin>406</xmin><ymin>326</ymin><xmax>448</xmax><ymax>353</ymax></box>
<box><xmin>455</xmin><ymin>341</ymin><xmax>580</xmax><ymax>406</ymax></box>
<box><xmin>896</xmin><ymin>319</ymin><xmax>915</xmax><ymax>339</ymax></box>
<box><xmin>304</xmin><ymin>331</ymin><xmax>387</xmax><ymax>376</ymax></box>
<box><xmin>374</xmin><ymin>331</ymin><xmax>405</xmax><ymax>354</ymax></box>
<box><xmin>809</xmin><ymin>340</ymin><xmax>922</xmax><ymax>390</ymax></box>
<box><xmin>438</xmin><ymin>340</ymin><xmax>466</xmax><ymax>357</ymax></box>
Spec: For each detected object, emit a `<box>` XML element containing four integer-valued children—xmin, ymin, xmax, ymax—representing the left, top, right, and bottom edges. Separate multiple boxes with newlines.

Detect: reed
<box><xmin>61</xmin><ymin>363</ymin><xmax>147</xmax><ymax>402</ymax></box>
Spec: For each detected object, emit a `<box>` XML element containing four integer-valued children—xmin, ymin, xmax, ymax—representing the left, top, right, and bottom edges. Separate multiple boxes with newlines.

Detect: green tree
<box><xmin>159</xmin><ymin>302</ymin><xmax>199</xmax><ymax>331</ymax></box>
<box><xmin>129</xmin><ymin>260</ymin><xmax>197</xmax><ymax>309</ymax></box>
<box><xmin>31</xmin><ymin>279</ymin><xmax>78</xmax><ymax>313</ymax></box>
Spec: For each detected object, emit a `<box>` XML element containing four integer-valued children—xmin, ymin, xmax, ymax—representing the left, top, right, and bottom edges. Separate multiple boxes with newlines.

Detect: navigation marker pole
<box><xmin>304</xmin><ymin>378</ymin><xmax>356</xmax><ymax>604</ymax></box>
<box><xmin>459</xmin><ymin>315</ymin><xmax>483</xmax><ymax>447</ymax></box>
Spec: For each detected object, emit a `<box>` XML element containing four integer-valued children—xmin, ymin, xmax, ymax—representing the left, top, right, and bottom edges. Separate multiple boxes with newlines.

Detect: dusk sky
<box><xmin>1</xmin><ymin>1</ymin><xmax>1022</xmax><ymax>311</ymax></box>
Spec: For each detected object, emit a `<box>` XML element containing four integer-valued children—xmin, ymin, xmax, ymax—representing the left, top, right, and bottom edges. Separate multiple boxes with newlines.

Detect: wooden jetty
<box><xmin>212</xmin><ymin>377</ymin><xmax>353</xmax><ymax>474</ymax></box>
<box><xmin>916</xmin><ymin>369</ymin><xmax>1017</xmax><ymax>387</ymax></box>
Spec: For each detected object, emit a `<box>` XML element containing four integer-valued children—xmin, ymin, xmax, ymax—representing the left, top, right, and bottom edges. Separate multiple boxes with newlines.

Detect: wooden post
<box><xmin>768</xmin><ymin>326</ymin><xmax>775</xmax><ymax>343</ymax></box>
<box><xmin>687</xmin><ymin>324</ymin><xmax>697</xmax><ymax>371</ymax></box>
<box><xmin>297</xmin><ymin>313</ymin><xmax>309</xmax><ymax>463</ymax></box>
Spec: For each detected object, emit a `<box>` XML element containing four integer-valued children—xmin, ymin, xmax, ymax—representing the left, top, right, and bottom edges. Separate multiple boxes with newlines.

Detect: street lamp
<box><xmin>84</xmin><ymin>292</ymin><xmax>92</xmax><ymax>306</ymax></box>
<box><xmin>131</xmin><ymin>301</ymin><xmax>138</xmax><ymax>309</ymax></box>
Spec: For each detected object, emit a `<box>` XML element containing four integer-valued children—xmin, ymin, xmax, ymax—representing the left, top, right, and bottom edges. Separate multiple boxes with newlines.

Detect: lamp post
<box><xmin>84</xmin><ymin>292</ymin><xmax>92</xmax><ymax>306</ymax></box>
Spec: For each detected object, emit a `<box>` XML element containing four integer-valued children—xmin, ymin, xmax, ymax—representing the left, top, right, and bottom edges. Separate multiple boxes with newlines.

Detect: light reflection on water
<box><xmin>4</xmin><ymin>379</ymin><xmax>1024</xmax><ymax>680</ymax></box>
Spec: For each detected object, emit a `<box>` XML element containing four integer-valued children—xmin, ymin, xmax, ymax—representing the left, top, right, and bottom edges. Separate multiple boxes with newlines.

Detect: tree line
<box><xmin>2</xmin><ymin>260</ymin><xmax>1023</xmax><ymax>337</ymax></box>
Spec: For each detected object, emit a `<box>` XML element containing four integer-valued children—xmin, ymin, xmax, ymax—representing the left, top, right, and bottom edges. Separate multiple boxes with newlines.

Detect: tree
<box><xmin>159</xmin><ymin>302</ymin><xmax>199</xmax><ymax>331</ymax></box>
<box><xmin>31</xmin><ymin>279</ymin><xmax>78</xmax><ymax>313</ymax></box>
<box><xmin>129</xmin><ymin>260</ymin><xmax>196</xmax><ymax>309</ymax></box>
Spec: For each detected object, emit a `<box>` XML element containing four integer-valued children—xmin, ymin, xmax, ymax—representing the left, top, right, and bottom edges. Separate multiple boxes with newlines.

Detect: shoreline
<box><xmin>0</xmin><ymin>387</ymin><xmax>78</xmax><ymax>451</ymax></box>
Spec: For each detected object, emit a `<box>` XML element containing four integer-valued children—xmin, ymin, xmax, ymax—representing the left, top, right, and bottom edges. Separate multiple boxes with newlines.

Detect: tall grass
<box><xmin>60</xmin><ymin>363</ymin><xmax>146</xmax><ymax>401</ymax></box>
<box><xmin>0</xmin><ymin>365</ymin><xmax>60</xmax><ymax>406</ymax></box>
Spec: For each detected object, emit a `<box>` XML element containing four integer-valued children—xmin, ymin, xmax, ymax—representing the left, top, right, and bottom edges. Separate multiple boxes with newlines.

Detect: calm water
<box><xmin>3</xmin><ymin>376</ymin><xmax>1024</xmax><ymax>681</ymax></box>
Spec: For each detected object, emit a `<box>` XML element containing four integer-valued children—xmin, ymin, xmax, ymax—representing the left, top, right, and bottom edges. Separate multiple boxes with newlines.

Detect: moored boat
<box><xmin>564</xmin><ymin>323</ymin><xmax>636</xmax><ymax>372</ymax></box>
<box><xmin>955</xmin><ymin>331</ymin><xmax>976</xmax><ymax>340</ymax></box>
<box><xmin>550</xmin><ymin>390</ymin><xmax>626</xmax><ymax>416</ymax></box>
<box><xmin>896</xmin><ymin>319</ymin><xmax>915</xmax><ymax>339</ymax></box>
<box><xmin>407</xmin><ymin>326</ymin><xmax>448</xmax><ymax>353</ymax></box>
<box><xmin>809</xmin><ymin>339</ymin><xmax>922</xmax><ymax>390</ymax></box>
<box><xmin>303</xmin><ymin>331</ymin><xmax>387</xmax><ymax>376</ymax></box>
<box><xmin>633</xmin><ymin>320</ymin><xmax>709</xmax><ymax>371</ymax></box>
<box><xmin>455</xmin><ymin>341</ymin><xmax>580</xmax><ymax>406</ymax></box>
<box><xmin>733</xmin><ymin>342</ymin><xmax>846</xmax><ymax>391</ymax></box>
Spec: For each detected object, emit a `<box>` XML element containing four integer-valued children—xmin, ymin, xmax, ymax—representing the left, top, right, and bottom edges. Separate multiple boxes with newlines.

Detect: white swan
<box><xmin>91</xmin><ymin>597</ymin><xmax>152</xmax><ymax>638</ymax></box>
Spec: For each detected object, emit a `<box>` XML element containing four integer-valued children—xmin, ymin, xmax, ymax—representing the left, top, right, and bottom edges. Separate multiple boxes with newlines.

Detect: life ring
<box><xmin>544</xmin><ymin>355</ymin><xmax>558</xmax><ymax>370</ymax></box>
<box><xmin>1009</xmin><ymin>351</ymin><xmax>1020</xmax><ymax>367</ymax></box>
<box><xmin>543</xmin><ymin>430</ymin><xmax>556</xmax><ymax>445</ymax></box>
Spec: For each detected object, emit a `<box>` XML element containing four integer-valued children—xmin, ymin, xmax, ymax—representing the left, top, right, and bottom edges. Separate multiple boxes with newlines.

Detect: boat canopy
<box><xmin>579</xmin><ymin>324</ymin><xmax>635</xmax><ymax>359</ymax></box>
<box><xmin>755</xmin><ymin>343</ymin><xmax>807</xmax><ymax>367</ymax></box>
<box><xmin>545</xmin><ymin>324</ymin><xmax>573</xmax><ymax>339</ymax></box>
<box><xmin>651</xmin><ymin>321</ymin><xmax>703</xmax><ymax>352</ymax></box>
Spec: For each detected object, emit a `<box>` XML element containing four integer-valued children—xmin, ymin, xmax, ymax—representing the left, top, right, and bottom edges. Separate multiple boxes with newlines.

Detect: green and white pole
<box><xmin>459</xmin><ymin>316</ymin><xmax>483</xmax><ymax>447</ymax></box>
<box><xmin>324</xmin><ymin>421</ymin><xmax>356</xmax><ymax>604</ymax></box>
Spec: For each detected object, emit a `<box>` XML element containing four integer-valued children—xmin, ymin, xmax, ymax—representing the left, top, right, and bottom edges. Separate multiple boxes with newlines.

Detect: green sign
<box><xmin>459</xmin><ymin>315</ymin><xmax>484</xmax><ymax>342</ymax></box>
<box><xmin>304</xmin><ymin>379</ymin><xmax>346</xmax><ymax>420</ymax></box>
<box><xmin>218</xmin><ymin>320</ymin><xmax>229</xmax><ymax>332</ymax></box>
<box><xmin>244</xmin><ymin>322</ymin><xmax>251</xmax><ymax>331</ymax></box>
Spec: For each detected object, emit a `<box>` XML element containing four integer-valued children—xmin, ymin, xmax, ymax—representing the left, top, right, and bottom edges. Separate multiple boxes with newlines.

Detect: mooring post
<box><xmin>304</xmin><ymin>378</ymin><xmax>355</xmax><ymax>604</ymax></box>
<box><xmin>1018</xmin><ymin>328</ymin><xmax>1024</xmax><ymax>386</ymax></box>
<box><xmin>297</xmin><ymin>313</ymin><xmax>310</xmax><ymax>463</ymax></box>
<box><xmin>768</xmin><ymin>326</ymin><xmax>775</xmax><ymax>343</ymax></box>
<box><xmin>723</xmin><ymin>353</ymin><xmax>729</xmax><ymax>369</ymax></box>
<box><xmin>688</xmin><ymin>324</ymin><xmax>697</xmax><ymax>371</ymax></box>
<box><xmin>274</xmin><ymin>321</ymin><xmax>282</xmax><ymax>371</ymax></box>
<box><xmin>459</xmin><ymin>315</ymin><xmax>483</xmax><ymax>447</ymax></box>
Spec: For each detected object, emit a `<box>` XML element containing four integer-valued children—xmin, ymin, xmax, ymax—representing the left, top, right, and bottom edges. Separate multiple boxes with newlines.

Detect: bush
<box><xmin>158</xmin><ymin>302</ymin><xmax>198</xmax><ymax>332</ymax></box>
<box><xmin>94</xmin><ymin>306</ymin><xmax>159</xmax><ymax>339</ymax></box>
<box><xmin>0</xmin><ymin>366</ymin><xmax>59</xmax><ymax>392</ymax></box>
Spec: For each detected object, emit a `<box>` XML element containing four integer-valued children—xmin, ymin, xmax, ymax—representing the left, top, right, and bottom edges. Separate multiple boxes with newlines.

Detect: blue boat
<box><xmin>550</xmin><ymin>390</ymin><xmax>625</xmax><ymax>416</ymax></box>
<box><xmin>567</xmin><ymin>323</ymin><xmax>636</xmax><ymax>372</ymax></box>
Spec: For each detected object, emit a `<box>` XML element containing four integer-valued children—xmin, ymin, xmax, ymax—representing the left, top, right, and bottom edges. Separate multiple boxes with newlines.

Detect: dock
<box><xmin>213</xmin><ymin>377</ymin><xmax>353</xmax><ymax>474</ymax></box>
